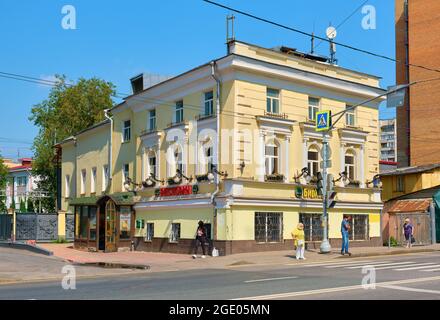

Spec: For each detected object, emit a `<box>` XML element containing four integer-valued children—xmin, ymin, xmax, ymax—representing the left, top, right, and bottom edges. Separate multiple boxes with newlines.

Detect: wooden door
<box><xmin>105</xmin><ymin>200</ymin><xmax>117</xmax><ymax>252</ymax></box>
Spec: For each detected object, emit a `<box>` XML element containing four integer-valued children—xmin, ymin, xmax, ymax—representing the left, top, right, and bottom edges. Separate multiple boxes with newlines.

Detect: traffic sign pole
<box><xmin>320</xmin><ymin>133</ymin><xmax>331</xmax><ymax>254</ymax></box>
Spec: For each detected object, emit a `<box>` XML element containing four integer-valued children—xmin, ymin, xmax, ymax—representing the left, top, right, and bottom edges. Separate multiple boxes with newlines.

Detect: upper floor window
<box><xmin>123</xmin><ymin>164</ymin><xmax>129</xmax><ymax>185</ymax></box>
<box><xmin>204</xmin><ymin>91</ymin><xmax>214</xmax><ymax>116</ymax></box>
<box><xmin>266</xmin><ymin>88</ymin><xmax>280</xmax><ymax>114</ymax></box>
<box><xmin>102</xmin><ymin>165</ymin><xmax>109</xmax><ymax>192</ymax></box>
<box><xmin>91</xmin><ymin>167</ymin><xmax>97</xmax><ymax>193</ymax></box>
<box><xmin>80</xmin><ymin>169</ymin><xmax>86</xmax><ymax>194</ymax></box>
<box><xmin>307</xmin><ymin>146</ymin><xmax>319</xmax><ymax>177</ymax></box>
<box><xmin>346</xmin><ymin>105</ymin><xmax>356</xmax><ymax>126</ymax></box>
<box><xmin>345</xmin><ymin>151</ymin><xmax>356</xmax><ymax>180</ymax></box>
<box><xmin>149</xmin><ymin>109</ymin><xmax>156</xmax><ymax>130</ymax></box>
<box><xmin>148</xmin><ymin>151</ymin><xmax>157</xmax><ymax>178</ymax></box>
<box><xmin>175</xmin><ymin>101</ymin><xmax>183</xmax><ymax>123</ymax></box>
<box><xmin>175</xmin><ymin>149</ymin><xmax>183</xmax><ymax>173</ymax></box>
<box><xmin>65</xmin><ymin>175</ymin><xmax>70</xmax><ymax>198</ymax></box>
<box><xmin>308</xmin><ymin>97</ymin><xmax>320</xmax><ymax>121</ymax></box>
<box><xmin>396</xmin><ymin>176</ymin><xmax>404</xmax><ymax>192</ymax></box>
<box><xmin>265</xmin><ymin>142</ymin><xmax>279</xmax><ymax>175</ymax></box>
<box><xmin>122</xmin><ymin>120</ymin><xmax>131</xmax><ymax>142</ymax></box>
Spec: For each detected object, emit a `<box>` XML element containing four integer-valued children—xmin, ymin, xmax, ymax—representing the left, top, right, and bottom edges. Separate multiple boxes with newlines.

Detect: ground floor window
<box><xmin>170</xmin><ymin>223</ymin><xmax>181</xmax><ymax>242</ymax></box>
<box><xmin>255</xmin><ymin>212</ymin><xmax>283</xmax><ymax>243</ymax></box>
<box><xmin>119</xmin><ymin>207</ymin><xmax>132</xmax><ymax>239</ymax></box>
<box><xmin>89</xmin><ymin>207</ymin><xmax>97</xmax><ymax>241</ymax></box>
<box><xmin>80</xmin><ymin>206</ymin><xmax>88</xmax><ymax>239</ymax></box>
<box><xmin>299</xmin><ymin>213</ymin><xmax>324</xmax><ymax>241</ymax></box>
<box><xmin>344</xmin><ymin>214</ymin><xmax>369</xmax><ymax>240</ymax></box>
<box><xmin>145</xmin><ymin>223</ymin><xmax>154</xmax><ymax>242</ymax></box>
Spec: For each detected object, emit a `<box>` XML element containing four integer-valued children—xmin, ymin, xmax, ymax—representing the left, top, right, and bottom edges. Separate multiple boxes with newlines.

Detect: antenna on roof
<box><xmin>311</xmin><ymin>32</ymin><xmax>315</xmax><ymax>54</ymax></box>
<box><xmin>226</xmin><ymin>14</ymin><xmax>235</xmax><ymax>43</ymax></box>
<box><xmin>326</xmin><ymin>25</ymin><xmax>338</xmax><ymax>65</ymax></box>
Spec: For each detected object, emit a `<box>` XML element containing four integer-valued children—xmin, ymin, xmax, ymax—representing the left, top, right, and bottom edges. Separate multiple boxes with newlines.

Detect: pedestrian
<box><xmin>192</xmin><ymin>220</ymin><xmax>207</xmax><ymax>259</ymax></box>
<box><xmin>292</xmin><ymin>223</ymin><xmax>306</xmax><ymax>260</ymax></box>
<box><xmin>403</xmin><ymin>218</ymin><xmax>414</xmax><ymax>248</ymax></box>
<box><xmin>341</xmin><ymin>216</ymin><xmax>352</xmax><ymax>256</ymax></box>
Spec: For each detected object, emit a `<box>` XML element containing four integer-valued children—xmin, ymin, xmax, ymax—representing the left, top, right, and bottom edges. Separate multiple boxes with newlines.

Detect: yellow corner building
<box><xmin>57</xmin><ymin>41</ymin><xmax>385</xmax><ymax>254</ymax></box>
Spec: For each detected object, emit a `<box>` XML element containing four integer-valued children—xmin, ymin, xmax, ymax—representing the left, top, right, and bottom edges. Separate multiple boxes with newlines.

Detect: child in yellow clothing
<box><xmin>291</xmin><ymin>223</ymin><xmax>306</xmax><ymax>260</ymax></box>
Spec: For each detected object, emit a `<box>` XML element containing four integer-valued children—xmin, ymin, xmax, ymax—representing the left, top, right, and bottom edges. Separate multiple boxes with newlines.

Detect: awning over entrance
<box><xmin>69</xmin><ymin>192</ymin><xmax>135</xmax><ymax>206</ymax></box>
<box><xmin>387</xmin><ymin>199</ymin><xmax>431</xmax><ymax>214</ymax></box>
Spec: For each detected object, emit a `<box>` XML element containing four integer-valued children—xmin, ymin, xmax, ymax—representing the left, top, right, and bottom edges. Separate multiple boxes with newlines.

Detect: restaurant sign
<box><xmin>295</xmin><ymin>186</ymin><xmax>322</xmax><ymax>200</ymax></box>
<box><xmin>155</xmin><ymin>184</ymin><xmax>199</xmax><ymax>197</ymax></box>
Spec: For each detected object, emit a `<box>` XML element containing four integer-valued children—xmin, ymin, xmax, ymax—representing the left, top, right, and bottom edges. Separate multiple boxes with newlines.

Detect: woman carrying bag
<box><xmin>292</xmin><ymin>223</ymin><xmax>306</xmax><ymax>260</ymax></box>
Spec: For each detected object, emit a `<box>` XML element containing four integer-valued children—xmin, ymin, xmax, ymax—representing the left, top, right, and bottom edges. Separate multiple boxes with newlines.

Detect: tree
<box><xmin>29</xmin><ymin>75</ymin><xmax>115</xmax><ymax>212</ymax></box>
<box><xmin>0</xmin><ymin>156</ymin><xmax>8</xmax><ymax>213</ymax></box>
<box><xmin>19</xmin><ymin>199</ymin><xmax>26</xmax><ymax>213</ymax></box>
<box><xmin>27</xmin><ymin>198</ymin><xmax>35</xmax><ymax>213</ymax></box>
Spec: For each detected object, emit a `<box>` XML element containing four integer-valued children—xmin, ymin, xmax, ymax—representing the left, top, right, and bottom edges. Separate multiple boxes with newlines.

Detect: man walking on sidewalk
<box><xmin>341</xmin><ymin>216</ymin><xmax>352</xmax><ymax>256</ymax></box>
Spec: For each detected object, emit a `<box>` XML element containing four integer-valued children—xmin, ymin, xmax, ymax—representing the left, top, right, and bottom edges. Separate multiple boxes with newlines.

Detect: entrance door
<box><xmin>105</xmin><ymin>200</ymin><xmax>117</xmax><ymax>252</ymax></box>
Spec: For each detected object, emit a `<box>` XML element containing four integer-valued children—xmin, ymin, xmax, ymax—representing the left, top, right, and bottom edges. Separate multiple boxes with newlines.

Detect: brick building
<box><xmin>396</xmin><ymin>0</ymin><xmax>440</xmax><ymax>167</ymax></box>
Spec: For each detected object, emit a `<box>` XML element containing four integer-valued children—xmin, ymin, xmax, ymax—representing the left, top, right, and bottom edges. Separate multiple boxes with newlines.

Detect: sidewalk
<box><xmin>39</xmin><ymin>243</ymin><xmax>440</xmax><ymax>273</ymax></box>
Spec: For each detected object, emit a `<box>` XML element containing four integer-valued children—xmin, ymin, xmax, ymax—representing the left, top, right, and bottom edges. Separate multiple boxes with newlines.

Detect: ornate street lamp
<box><xmin>294</xmin><ymin>167</ymin><xmax>312</xmax><ymax>184</ymax></box>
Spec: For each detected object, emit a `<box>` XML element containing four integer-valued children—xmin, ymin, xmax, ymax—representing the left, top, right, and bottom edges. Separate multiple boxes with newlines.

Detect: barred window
<box><xmin>344</xmin><ymin>214</ymin><xmax>369</xmax><ymax>240</ymax></box>
<box><xmin>170</xmin><ymin>223</ymin><xmax>181</xmax><ymax>242</ymax></box>
<box><xmin>255</xmin><ymin>212</ymin><xmax>283</xmax><ymax>243</ymax></box>
<box><xmin>299</xmin><ymin>213</ymin><xmax>324</xmax><ymax>241</ymax></box>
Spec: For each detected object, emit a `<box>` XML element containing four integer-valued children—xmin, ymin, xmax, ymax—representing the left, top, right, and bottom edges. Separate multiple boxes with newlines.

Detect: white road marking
<box><xmin>284</xmin><ymin>259</ymin><xmax>372</xmax><ymax>267</ymax></box>
<box><xmin>421</xmin><ymin>268</ymin><xmax>440</xmax><ymax>272</ymax></box>
<box><xmin>378</xmin><ymin>284</ymin><xmax>440</xmax><ymax>295</ymax></box>
<box><xmin>374</xmin><ymin>263</ymin><xmax>425</xmax><ymax>270</ymax></box>
<box><xmin>324</xmin><ymin>261</ymin><xmax>392</xmax><ymax>268</ymax></box>
<box><xmin>345</xmin><ymin>261</ymin><xmax>416</xmax><ymax>269</ymax></box>
<box><xmin>394</xmin><ymin>263</ymin><xmax>438</xmax><ymax>271</ymax></box>
<box><xmin>244</xmin><ymin>276</ymin><xmax>298</xmax><ymax>283</ymax></box>
<box><xmin>233</xmin><ymin>275</ymin><xmax>440</xmax><ymax>300</ymax></box>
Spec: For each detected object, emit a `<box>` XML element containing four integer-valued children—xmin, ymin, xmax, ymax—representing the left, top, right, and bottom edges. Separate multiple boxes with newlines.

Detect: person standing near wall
<box><xmin>403</xmin><ymin>218</ymin><xmax>414</xmax><ymax>248</ymax></box>
<box><xmin>341</xmin><ymin>216</ymin><xmax>352</xmax><ymax>256</ymax></box>
<box><xmin>192</xmin><ymin>220</ymin><xmax>208</xmax><ymax>259</ymax></box>
<box><xmin>292</xmin><ymin>223</ymin><xmax>305</xmax><ymax>260</ymax></box>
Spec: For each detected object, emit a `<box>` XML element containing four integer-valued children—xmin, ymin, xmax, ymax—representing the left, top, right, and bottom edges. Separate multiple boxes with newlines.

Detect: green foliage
<box><xmin>27</xmin><ymin>198</ymin><xmax>35</xmax><ymax>212</ymax></box>
<box><xmin>19</xmin><ymin>199</ymin><xmax>26</xmax><ymax>212</ymax></box>
<box><xmin>29</xmin><ymin>75</ymin><xmax>115</xmax><ymax>212</ymax></box>
<box><xmin>0</xmin><ymin>155</ymin><xmax>8</xmax><ymax>212</ymax></box>
<box><xmin>52</xmin><ymin>237</ymin><xmax>69</xmax><ymax>244</ymax></box>
<box><xmin>384</xmin><ymin>236</ymin><xmax>399</xmax><ymax>247</ymax></box>
<box><xmin>10</xmin><ymin>199</ymin><xmax>15</xmax><ymax>210</ymax></box>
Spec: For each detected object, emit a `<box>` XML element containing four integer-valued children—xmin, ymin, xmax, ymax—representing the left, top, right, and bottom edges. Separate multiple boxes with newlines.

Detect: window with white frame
<box><xmin>175</xmin><ymin>101</ymin><xmax>183</xmax><ymax>123</ymax></box>
<box><xmin>266</xmin><ymin>88</ymin><xmax>280</xmax><ymax>114</ymax></box>
<box><xmin>344</xmin><ymin>214</ymin><xmax>369</xmax><ymax>240</ymax></box>
<box><xmin>345</xmin><ymin>105</ymin><xmax>356</xmax><ymax>126</ymax></box>
<box><xmin>255</xmin><ymin>212</ymin><xmax>283</xmax><ymax>243</ymax></box>
<box><xmin>65</xmin><ymin>175</ymin><xmax>70</xmax><ymax>198</ymax></box>
<box><xmin>307</xmin><ymin>146</ymin><xmax>319</xmax><ymax>177</ymax></box>
<box><xmin>148</xmin><ymin>151</ymin><xmax>157</xmax><ymax>178</ymax></box>
<box><xmin>265</xmin><ymin>142</ymin><xmax>279</xmax><ymax>175</ymax></box>
<box><xmin>204</xmin><ymin>91</ymin><xmax>214</xmax><ymax>116</ymax></box>
<box><xmin>308</xmin><ymin>97</ymin><xmax>320</xmax><ymax>121</ymax></box>
<box><xmin>123</xmin><ymin>164</ymin><xmax>129</xmax><ymax>185</ymax></box>
<box><xmin>149</xmin><ymin>109</ymin><xmax>156</xmax><ymax>130</ymax></box>
<box><xmin>344</xmin><ymin>151</ymin><xmax>356</xmax><ymax>180</ymax></box>
<box><xmin>169</xmin><ymin>223</ymin><xmax>180</xmax><ymax>242</ymax></box>
<box><xmin>174</xmin><ymin>148</ymin><xmax>183</xmax><ymax>173</ymax></box>
<box><xmin>91</xmin><ymin>167</ymin><xmax>97</xmax><ymax>193</ymax></box>
<box><xmin>80</xmin><ymin>169</ymin><xmax>86</xmax><ymax>194</ymax></box>
<box><xmin>122</xmin><ymin>120</ymin><xmax>131</xmax><ymax>142</ymax></box>
<box><xmin>102</xmin><ymin>165</ymin><xmax>109</xmax><ymax>191</ymax></box>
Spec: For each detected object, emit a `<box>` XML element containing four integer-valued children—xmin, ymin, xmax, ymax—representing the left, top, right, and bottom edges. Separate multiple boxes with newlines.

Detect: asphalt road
<box><xmin>1</xmin><ymin>251</ymin><xmax>440</xmax><ymax>300</ymax></box>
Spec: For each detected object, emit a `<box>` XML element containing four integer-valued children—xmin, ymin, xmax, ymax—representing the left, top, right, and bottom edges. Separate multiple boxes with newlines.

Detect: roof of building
<box><xmin>379</xmin><ymin>163</ymin><xmax>440</xmax><ymax>176</ymax></box>
<box><xmin>390</xmin><ymin>184</ymin><xmax>440</xmax><ymax>201</ymax></box>
<box><xmin>387</xmin><ymin>199</ymin><xmax>431</xmax><ymax>213</ymax></box>
<box><xmin>55</xmin><ymin>119</ymin><xmax>110</xmax><ymax>146</ymax></box>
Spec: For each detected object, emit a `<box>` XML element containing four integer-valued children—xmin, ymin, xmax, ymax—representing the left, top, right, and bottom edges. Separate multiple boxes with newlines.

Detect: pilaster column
<box><xmin>257</xmin><ymin>131</ymin><xmax>266</xmax><ymax>182</ymax></box>
<box><xmin>284</xmin><ymin>135</ymin><xmax>290</xmax><ymax>182</ymax></box>
<box><xmin>340</xmin><ymin>143</ymin><xmax>346</xmax><ymax>174</ymax></box>
<box><xmin>359</xmin><ymin>144</ymin><xmax>365</xmax><ymax>188</ymax></box>
<box><xmin>302</xmin><ymin>138</ymin><xmax>309</xmax><ymax>169</ymax></box>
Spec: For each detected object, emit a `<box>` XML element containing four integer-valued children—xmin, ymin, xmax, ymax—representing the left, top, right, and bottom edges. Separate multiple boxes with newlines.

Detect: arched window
<box><xmin>307</xmin><ymin>146</ymin><xmax>319</xmax><ymax>177</ymax></box>
<box><xmin>345</xmin><ymin>150</ymin><xmax>356</xmax><ymax>180</ymax></box>
<box><xmin>174</xmin><ymin>148</ymin><xmax>183</xmax><ymax>173</ymax></box>
<box><xmin>265</xmin><ymin>141</ymin><xmax>279</xmax><ymax>175</ymax></box>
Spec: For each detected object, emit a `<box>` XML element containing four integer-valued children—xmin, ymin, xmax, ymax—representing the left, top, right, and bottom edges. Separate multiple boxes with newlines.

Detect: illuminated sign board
<box><xmin>155</xmin><ymin>185</ymin><xmax>199</xmax><ymax>197</ymax></box>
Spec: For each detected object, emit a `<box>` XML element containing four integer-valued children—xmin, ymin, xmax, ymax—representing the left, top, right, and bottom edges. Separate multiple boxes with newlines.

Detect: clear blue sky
<box><xmin>0</xmin><ymin>0</ymin><xmax>396</xmax><ymax>160</ymax></box>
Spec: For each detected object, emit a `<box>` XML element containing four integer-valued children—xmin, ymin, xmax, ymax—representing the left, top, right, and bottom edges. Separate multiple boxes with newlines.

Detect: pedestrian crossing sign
<box><xmin>316</xmin><ymin>111</ymin><xmax>332</xmax><ymax>132</ymax></box>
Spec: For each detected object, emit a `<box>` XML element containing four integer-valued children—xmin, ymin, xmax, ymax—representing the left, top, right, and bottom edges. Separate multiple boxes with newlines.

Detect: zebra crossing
<box><xmin>312</xmin><ymin>259</ymin><xmax>440</xmax><ymax>273</ymax></box>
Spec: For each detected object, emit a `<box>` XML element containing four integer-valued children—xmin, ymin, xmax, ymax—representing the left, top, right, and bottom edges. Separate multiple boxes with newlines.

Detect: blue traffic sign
<box><xmin>316</xmin><ymin>111</ymin><xmax>332</xmax><ymax>132</ymax></box>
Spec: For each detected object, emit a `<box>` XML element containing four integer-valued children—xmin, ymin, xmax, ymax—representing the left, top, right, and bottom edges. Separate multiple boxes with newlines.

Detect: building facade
<box><xmin>379</xmin><ymin>119</ymin><xmax>396</xmax><ymax>162</ymax></box>
<box><xmin>5</xmin><ymin>158</ymin><xmax>38</xmax><ymax>212</ymax></box>
<box><xmin>58</xmin><ymin>41</ymin><xmax>385</xmax><ymax>255</ymax></box>
<box><xmin>396</xmin><ymin>0</ymin><xmax>440</xmax><ymax>167</ymax></box>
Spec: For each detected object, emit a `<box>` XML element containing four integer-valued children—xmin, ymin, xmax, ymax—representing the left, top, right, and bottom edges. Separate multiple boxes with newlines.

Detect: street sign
<box><xmin>386</xmin><ymin>85</ymin><xmax>407</xmax><ymax>108</ymax></box>
<box><xmin>316</xmin><ymin>111</ymin><xmax>332</xmax><ymax>132</ymax></box>
<box><xmin>320</xmin><ymin>144</ymin><xmax>332</xmax><ymax>159</ymax></box>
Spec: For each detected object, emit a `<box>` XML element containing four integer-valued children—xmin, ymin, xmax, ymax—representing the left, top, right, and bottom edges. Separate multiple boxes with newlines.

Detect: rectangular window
<box><xmin>344</xmin><ymin>214</ymin><xmax>369</xmax><ymax>240</ymax></box>
<box><xmin>307</xmin><ymin>150</ymin><xmax>319</xmax><ymax>177</ymax></box>
<box><xmin>91</xmin><ymin>167</ymin><xmax>97</xmax><ymax>194</ymax></box>
<box><xmin>175</xmin><ymin>101</ymin><xmax>183</xmax><ymax>123</ymax></box>
<box><xmin>396</xmin><ymin>176</ymin><xmax>404</xmax><ymax>192</ymax></box>
<box><xmin>345</xmin><ymin>155</ymin><xmax>355</xmax><ymax>180</ymax></box>
<box><xmin>119</xmin><ymin>207</ymin><xmax>131</xmax><ymax>239</ymax></box>
<box><xmin>148</xmin><ymin>155</ymin><xmax>157</xmax><ymax>177</ymax></box>
<box><xmin>122</xmin><ymin>120</ymin><xmax>131</xmax><ymax>142</ymax></box>
<box><xmin>123</xmin><ymin>164</ymin><xmax>129</xmax><ymax>185</ymax></box>
<box><xmin>204</xmin><ymin>223</ymin><xmax>212</xmax><ymax>240</ymax></box>
<box><xmin>299</xmin><ymin>213</ymin><xmax>325</xmax><ymax>241</ymax></box>
<box><xmin>81</xmin><ymin>169</ymin><xmax>86</xmax><ymax>194</ymax></box>
<box><xmin>80</xmin><ymin>206</ymin><xmax>88</xmax><ymax>239</ymax></box>
<box><xmin>308</xmin><ymin>97</ymin><xmax>320</xmax><ymax>121</ymax></box>
<box><xmin>102</xmin><ymin>165</ymin><xmax>109</xmax><ymax>192</ymax></box>
<box><xmin>254</xmin><ymin>212</ymin><xmax>283</xmax><ymax>243</ymax></box>
<box><xmin>266</xmin><ymin>88</ymin><xmax>280</xmax><ymax>114</ymax></box>
<box><xmin>145</xmin><ymin>223</ymin><xmax>154</xmax><ymax>242</ymax></box>
<box><xmin>65</xmin><ymin>175</ymin><xmax>70</xmax><ymax>198</ymax></box>
<box><xmin>170</xmin><ymin>223</ymin><xmax>181</xmax><ymax>242</ymax></box>
<box><xmin>89</xmin><ymin>206</ymin><xmax>97</xmax><ymax>241</ymax></box>
<box><xmin>204</xmin><ymin>91</ymin><xmax>214</xmax><ymax>116</ymax></box>
<box><xmin>346</xmin><ymin>105</ymin><xmax>355</xmax><ymax>126</ymax></box>
<box><xmin>149</xmin><ymin>109</ymin><xmax>156</xmax><ymax>130</ymax></box>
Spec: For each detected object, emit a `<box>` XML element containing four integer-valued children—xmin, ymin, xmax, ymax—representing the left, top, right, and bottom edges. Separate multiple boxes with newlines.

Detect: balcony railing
<box><xmin>263</xmin><ymin>111</ymin><xmax>288</xmax><ymax>120</ymax></box>
<box><xmin>140</xmin><ymin>127</ymin><xmax>158</xmax><ymax>136</ymax></box>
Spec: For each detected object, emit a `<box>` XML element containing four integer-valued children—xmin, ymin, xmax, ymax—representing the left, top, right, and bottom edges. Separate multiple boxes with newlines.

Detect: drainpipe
<box><xmin>210</xmin><ymin>61</ymin><xmax>221</xmax><ymax>245</ymax></box>
<box><xmin>104</xmin><ymin>109</ymin><xmax>113</xmax><ymax>193</ymax></box>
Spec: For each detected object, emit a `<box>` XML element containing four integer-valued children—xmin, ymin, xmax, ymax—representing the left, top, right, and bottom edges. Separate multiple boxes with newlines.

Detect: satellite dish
<box><xmin>326</xmin><ymin>26</ymin><xmax>337</xmax><ymax>39</ymax></box>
